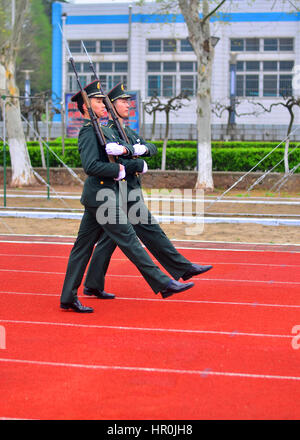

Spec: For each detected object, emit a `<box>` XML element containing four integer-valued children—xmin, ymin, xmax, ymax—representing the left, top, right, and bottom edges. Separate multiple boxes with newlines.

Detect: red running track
<box><xmin>0</xmin><ymin>239</ymin><xmax>300</xmax><ymax>420</ymax></box>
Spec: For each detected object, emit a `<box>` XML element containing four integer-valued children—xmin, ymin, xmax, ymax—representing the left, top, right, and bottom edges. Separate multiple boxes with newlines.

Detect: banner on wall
<box><xmin>65</xmin><ymin>90</ymin><xmax>140</xmax><ymax>138</ymax></box>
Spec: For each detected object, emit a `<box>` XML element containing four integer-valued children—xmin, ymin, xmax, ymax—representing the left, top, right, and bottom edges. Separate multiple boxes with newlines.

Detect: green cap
<box><xmin>71</xmin><ymin>80</ymin><xmax>106</xmax><ymax>103</ymax></box>
<box><xmin>108</xmin><ymin>82</ymin><xmax>131</xmax><ymax>102</ymax></box>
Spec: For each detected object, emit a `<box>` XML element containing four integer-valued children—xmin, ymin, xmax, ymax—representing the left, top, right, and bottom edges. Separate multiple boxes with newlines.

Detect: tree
<box><xmin>212</xmin><ymin>99</ymin><xmax>263</xmax><ymax>140</ymax></box>
<box><xmin>140</xmin><ymin>0</ymin><xmax>226</xmax><ymax>190</ymax></box>
<box><xmin>177</xmin><ymin>0</ymin><xmax>226</xmax><ymax>191</ymax></box>
<box><xmin>0</xmin><ymin>0</ymin><xmax>36</xmax><ymax>186</ymax></box>
<box><xmin>17</xmin><ymin>0</ymin><xmax>52</xmax><ymax>94</ymax></box>
<box><xmin>155</xmin><ymin>93</ymin><xmax>190</xmax><ymax>170</ymax></box>
<box><xmin>251</xmin><ymin>96</ymin><xmax>300</xmax><ymax>174</ymax></box>
<box><xmin>144</xmin><ymin>96</ymin><xmax>162</xmax><ymax>141</ymax></box>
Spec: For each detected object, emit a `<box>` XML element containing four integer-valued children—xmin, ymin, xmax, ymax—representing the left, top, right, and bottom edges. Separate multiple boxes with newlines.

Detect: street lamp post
<box><xmin>21</xmin><ymin>70</ymin><xmax>33</xmax><ymax>107</ymax></box>
<box><xmin>229</xmin><ymin>52</ymin><xmax>237</xmax><ymax>126</ymax></box>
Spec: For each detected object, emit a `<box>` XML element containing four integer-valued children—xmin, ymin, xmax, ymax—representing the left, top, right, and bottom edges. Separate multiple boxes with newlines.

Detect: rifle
<box><xmin>81</xmin><ymin>40</ymin><xmax>130</xmax><ymax>144</ymax></box>
<box><xmin>58</xmin><ymin>24</ymin><xmax>115</xmax><ymax>163</ymax></box>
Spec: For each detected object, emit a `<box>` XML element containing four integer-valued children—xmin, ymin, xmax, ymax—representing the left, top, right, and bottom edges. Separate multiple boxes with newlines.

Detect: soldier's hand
<box><xmin>106</xmin><ymin>142</ymin><xmax>127</xmax><ymax>155</ymax></box>
<box><xmin>114</xmin><ymin>164</ymin><xmax>126</xmax><ymax>181</ymax></box>
<box><xmin>133</xmin><ymin>144</ymin><xmax>148</xmax><ymax>156</ymax></box>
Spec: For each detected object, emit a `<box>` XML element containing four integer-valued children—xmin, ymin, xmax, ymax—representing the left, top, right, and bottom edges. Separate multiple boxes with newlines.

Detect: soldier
<box><xmin>82</xmin><ymin>82</ymin><xmax>213</xmax><ymax>301</ymax></box>
<box><xmin>60</xmin><ymin>80</ymin><xmax>195</xmax><ymax>313</ymax></box>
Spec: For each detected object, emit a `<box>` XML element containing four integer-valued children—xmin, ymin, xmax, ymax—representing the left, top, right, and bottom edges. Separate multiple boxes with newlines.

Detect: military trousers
<box><xmin>84</xmin><ymin>196</ymin><xmax>192</xmax><ymax>292</ymax></box>
<box><xmin>60</xmin><ymin>198</ymin><xmax>171</xmax><ymax>304</ymax></box>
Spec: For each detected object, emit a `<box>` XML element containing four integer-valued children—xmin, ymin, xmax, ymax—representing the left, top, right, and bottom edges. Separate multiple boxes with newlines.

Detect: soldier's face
<box><xmin>114</xmin><ymin>98</ymin><xmax>130</xmax><ymax>119</ymax></box>
<box><xmin>90</xmin><ymin>98</ymin><xmax>106</xmax><ymax>118</ymax></box>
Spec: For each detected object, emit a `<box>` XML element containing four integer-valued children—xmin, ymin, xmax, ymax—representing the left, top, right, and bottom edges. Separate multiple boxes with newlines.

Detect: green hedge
<box><xmin>0</xmin><ymin>144</ymin><xmax>299</xmax><ymax>173</ymax></box>
<box><xmin>0</xmin><ymin>140</ymin><xmax>298</xmax><ymax>149</ymax></box>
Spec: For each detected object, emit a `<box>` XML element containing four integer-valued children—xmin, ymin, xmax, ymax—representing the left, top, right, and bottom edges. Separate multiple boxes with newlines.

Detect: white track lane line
<box><xmin>0</xmin><ymin>318</ymin><xmax>294</xmax><ymax>339</ymax></box>
<box><xmin>0</xmin><ymin>268</ymin><xmax>299</xmax><ymax>285</ymax></box>
<box><xmin>1</xmin><ymin>291</ymin><xmax>300</xmax><ymax>309</ymax></box>
<box><xmin>0</xmin><ymin>239</ymin><xmax>300</xmax><ymax>252</ymax></box>
<box><xmin>0</xmin><ymin>253</ymin><xmax>300</xmax><ymax>268</ymax></box>
<box><xmin>0</xmin><ymin>357</ymin><xmax>299</xmax><ymax>381</ymax></box>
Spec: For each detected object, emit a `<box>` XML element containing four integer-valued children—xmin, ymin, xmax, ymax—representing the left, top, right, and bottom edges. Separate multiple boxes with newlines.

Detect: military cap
<box><xmin>71</xmin><ymin>80</ymin><xmax>106</xmax><ymax>103</ymax></box>
<box><xmin>108</xmin><ymin>82</ymin><xmax>131</xmax><ymax>102</ymax></box>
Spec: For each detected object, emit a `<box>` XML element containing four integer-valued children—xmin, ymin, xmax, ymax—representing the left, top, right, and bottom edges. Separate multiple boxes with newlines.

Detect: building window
<box><xmin>231</xmin><ymin>38</ymin><xmax>244</xmax><ymax>51</ymax></box>
<box><xmin>68</xmin><ymin>40</ymin><xmax>82</xmax><ymax>53</ymax></box>
<box><xmin>264</xmin><ymin>38</ymin><xmax>293</xmax><ymax>52</ymax></box>
<box><xmin>147</xmin><ymin>75</ymin><xmax>175</xmax><ymax>96</ymax></box>
<box><xmin>263</xmin><ymin>61</ymin><xmax>293</xmax><ymax>97</ymax></box>
<box><xmin>148</xmin><ymin>39</ymin><xmax>176</xmax><ymax>53</ymax></box>
<box><xmin>99</xmin><ymin>75</ymin><xmax>127</xmax><ymax>92</ymax></box>
<box><xmin>245</xmin><ymin>38</ymin><xmax>260</xmax><ymax>51</ymax></box>
<box><xmin>163</xmin><ymin>39</ymin><xmax>176</xmax><ymax>52</ymax></box>
<box><xmin>279</xmin><ymin>75</ymin><xmax>292</xmax><ymax>96</ymax></box>
<box><xmin>148</xmin><ymin>39</ymin><xmax>162</xmax><ymax>52</ymax></box>
<box><xmin>82</xmin><ymin>40</ymin><xmax>96</xmax><ymax>53</ymax></box>
<box><xmin>162</xmin><ymin>76</ymin><xmax>176</xmax><ymax>96</ymax></box>
<box><xmin>99</xmin><ymin>40</ymin><xmax>127</xmax><ymax>53</ymax></box>
<box><xmin>180</xmin><ymin>39</ymin><xmax>193</xmax><ymax>52</ymax></box>
<box><xmin>67</xmin><ymin>62</ymin><xmax>127</xmax><ymax>93</ymax></box>
<box><xmin>235</xmin><ymin>60</ymin><xmax>294</xmax><ymax>97</ymax></box>
<box><xmin>163</xmin><ymin>61</ymin><xmax>177</xmax><ymax>72</ymax></box>
<box><xmin>231</xmin><ymin>37</ymin><xmax>294</xmax><ymax>53</ymax></box>
<box><xmin>230</xmin><ymin>38</ymin><xmax>259</xmax><ymax>52</ymax></box>
<box><xmin>68</xmin><ymin>40</ymin><xmax>96</xmax><ymax>53</ymax></box>
<box><xmin>181</xmin><ymin>75</ymin><xmax>197</xmax><ymax>96</ymax></box>
<box><xmin>97</xmin><ymin>62</ymin><xmax>128</xmax><ymax>91</ymax></box>
<box><xmin>148</xmin><ymin>75</ymin><xmax>160</xmax><ymax>96</ymax></box>
<box><xmin>147</xmin><ymin>61</ymin><xmax>196</xmax><ymax>97</ymax></box>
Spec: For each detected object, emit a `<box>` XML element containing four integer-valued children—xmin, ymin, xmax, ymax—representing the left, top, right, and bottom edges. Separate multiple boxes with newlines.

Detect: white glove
<box><xmin>140</xmin><ymin>160</ymin><xmax>148</xmax><ymax>174</ymax></box>
<box><xmin>133</xmin><ymin>144</ymin><xmax>147</xmax><ymax>156</ymax></box>
<box><xmin>106</xmin><ymin>142</ymin><xmax>125</xmax><ymax>156</ymax></box>
<box><xmin>114</xmin><ymin>165</ymin><xmax>126</xmax><ymax>181</ymax></box>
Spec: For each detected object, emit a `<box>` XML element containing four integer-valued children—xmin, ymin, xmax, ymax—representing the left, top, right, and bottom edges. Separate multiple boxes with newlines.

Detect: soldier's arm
<box><xmin>102</xmin><ymin>125</ymin><xmax>135</xmax><ymax>156</ymax></box>
<box><xmin>78</xmin><ymin>126</ymin><xmax>120</xmax><ymax>178</ymax></box>
<box><xmin>118</xmin><ymin>157</ymin><xmax>146</xmax><ymax>175</ymax></box>
<box><xmin>126</xmin><ymin>126</ymin><xmax>157</xmax><ymax>157</ymax></box>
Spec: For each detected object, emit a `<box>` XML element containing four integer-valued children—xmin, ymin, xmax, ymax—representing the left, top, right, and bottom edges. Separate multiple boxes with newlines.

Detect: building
<box><xmin>52</xmin><ymin>1</ymin><xmax>300</xmax><ymax>140</ymax></box>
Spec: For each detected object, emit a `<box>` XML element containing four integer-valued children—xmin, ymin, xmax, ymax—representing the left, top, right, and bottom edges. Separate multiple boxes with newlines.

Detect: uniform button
<box><xmin>122</xmin><ymin>179</ymin><xmax>125</xmax><ymax>182</ymax></box>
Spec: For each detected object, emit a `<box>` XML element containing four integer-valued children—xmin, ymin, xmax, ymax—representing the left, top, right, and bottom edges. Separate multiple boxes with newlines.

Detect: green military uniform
<box><xmin>83</xmin><ymin>117</ymin><xmax>193</xmax><ymax>293</ymax></box>
<box><xmin>60</xmin><ymin>83</ymin><xmax>173</xmax><ymax>306</ymax></box>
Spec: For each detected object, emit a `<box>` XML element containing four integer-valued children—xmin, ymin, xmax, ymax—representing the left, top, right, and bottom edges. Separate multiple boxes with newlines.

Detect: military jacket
<box><xmin>78</xmin><ymin>119</ymin><xmax>133</xmax><ymax>207</ymax></box>
<box><xmin>105</xmin><ymin>120</ymin><xmax>157</xmax><ymax>190</ymax></box>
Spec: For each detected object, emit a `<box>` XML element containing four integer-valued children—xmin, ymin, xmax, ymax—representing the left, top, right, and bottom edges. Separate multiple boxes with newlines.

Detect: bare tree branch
<box><xmin>202</xmin><ymin>0</ymin><xmax>227</xmax><ymax>24</ymax></box>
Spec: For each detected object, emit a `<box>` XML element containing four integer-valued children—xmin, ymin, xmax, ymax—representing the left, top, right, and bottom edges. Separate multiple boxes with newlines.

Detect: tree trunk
<box><xmin>178</xmin><ymin>0</ymin><xmax>215</xmax><ymax>191</ymax></box>
<box><xmin>284</xmin><ymin>138</ymin><xmax>289</xmax><ymax>174</ymax></box>
<box><xmin>0</xmin><ymin>0</ymin><xmax>35</xmax><ymax>187</ymax></box>
<box><xmin>3</xmin><ymin>61</ymin><xmax>36</xmax><ymax>186</ymax></box>
<box><xmin>194</xmin><ymin>28</ymin><xmax>214</xmax><ymax>190</ymax></box>
<box><xmin>161</xmin><ymin>110</ymin><xmax>170</xmax><ymax>171</ymax></box>
<box><xmin>284</xmin><ymin>109</ymin><xmax>294</xmax><ymax>174</ymax></box>
<box><xmin>151</xmin><ymin>110</ymin><xmax>156</xmax><ymax>141</ymax></box>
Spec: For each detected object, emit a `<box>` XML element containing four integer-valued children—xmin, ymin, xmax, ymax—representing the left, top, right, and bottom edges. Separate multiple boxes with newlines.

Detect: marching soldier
<box><xmin>60</xmin><ymin>80</ymin><xmax>195</xmax><ymax>313</ymax></box>
<box><xmin>82</xmin><ymin>82</ymin><xmax>213</xmax><ymax>300</ymax></box>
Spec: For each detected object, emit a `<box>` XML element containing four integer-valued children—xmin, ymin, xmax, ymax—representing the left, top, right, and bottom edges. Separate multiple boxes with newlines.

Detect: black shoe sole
<box><xmin>161</xmin><ymin>282</ymin><xmax>194</xmax><ymax>299</ymax></box>
<box><xmin>182</xmin><ymin>265</ymin><xmax>213</xmax><ymax>281</ymax></box>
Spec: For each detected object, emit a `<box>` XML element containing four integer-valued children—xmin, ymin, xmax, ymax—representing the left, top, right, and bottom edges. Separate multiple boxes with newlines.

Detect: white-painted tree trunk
<box><xmin>0</xmin><ymin>0</ymin><xmax>35</xmax><ymax>187</ymax></box>
<box><xmin>178</xmin><ymin>0</ymin><xmax>221</xmax><ymax>191</ymax></box>
<box><xmin>284</xmin><ymin>139</ymin><xmax>290</xmax><ymax>174</ymax></box>
<box><xmin>0</xmin><ymin>62</ymin><xmax>36</xmax><ymax>187</ymax></box>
